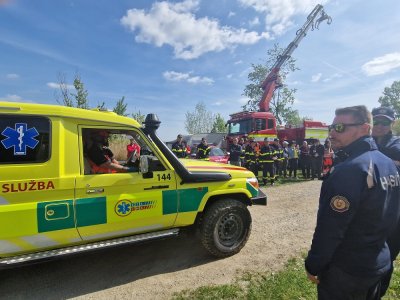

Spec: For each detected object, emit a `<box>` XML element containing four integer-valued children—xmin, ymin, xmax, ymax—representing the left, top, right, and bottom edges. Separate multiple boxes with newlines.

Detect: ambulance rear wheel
<box><xmin>200</xmin><ymin>199</ymin><xmax>251</xmax><ymax>258</ymax></box>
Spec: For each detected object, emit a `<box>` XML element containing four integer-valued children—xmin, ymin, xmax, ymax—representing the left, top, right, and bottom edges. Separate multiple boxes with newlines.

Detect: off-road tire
<box><xmin>200</xmin><ymin>199</ymin><xmax>252</xmax><ymax>258</ymax></box>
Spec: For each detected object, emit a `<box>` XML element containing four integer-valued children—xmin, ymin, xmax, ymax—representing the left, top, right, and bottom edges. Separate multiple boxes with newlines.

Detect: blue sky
<box><xmin>1</xmin><ymin>0</ymin><xmax>399</xmax><ymax>141</ymax></box>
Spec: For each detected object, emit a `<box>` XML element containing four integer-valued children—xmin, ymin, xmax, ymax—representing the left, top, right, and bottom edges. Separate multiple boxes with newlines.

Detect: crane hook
<box><xmin>313</xmin><ymin>11</ymin><xmax>332</xmax><ymax>30</ymax></box>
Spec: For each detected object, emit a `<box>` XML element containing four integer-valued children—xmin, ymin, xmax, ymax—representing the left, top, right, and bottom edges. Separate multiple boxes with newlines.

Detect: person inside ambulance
<box><xmin>87</xmin><ymin>130</ymin><xmax>135</xmax><ymax>174</ymax></box>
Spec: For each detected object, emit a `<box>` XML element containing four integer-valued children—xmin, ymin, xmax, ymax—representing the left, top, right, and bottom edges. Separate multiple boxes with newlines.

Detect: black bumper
<box><xmin>250</xmin><ymin>188</ymin><xmax>267</xmax><ymax>205</ymax></box>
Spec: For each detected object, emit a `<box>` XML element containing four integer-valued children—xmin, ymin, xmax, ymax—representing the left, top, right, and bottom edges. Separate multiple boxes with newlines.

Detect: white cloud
<box><xmin>249</xmin><ymin>17</ymin><xmax>260</xmax><ymax>27</ymax></box>
<box><xmin>228</xmin><ymin>11</ymin><xmax>236</xmax><ymax>18</ymax></box>
<box><xmin>238</xmin><ymin>0</ymin><xmax>329</xmax><ymax>35</ymax></box>
<box><xmin>0</xmin><ymin>94</ymin><xmax>23</xmax><ymax>102</ymax></box>
<box><xmin>311</xmin><ymin>73</ymin><xmax>322</xmax><ymax>82</ymax></box>
<box><xmin>322</xmin><ymin>73</ymin><xmax>342</xmax><ymax>82</ymax></box>
<box><xmin>226</xmin><ymin>74</ymin><xmax>233</xmax><ymax>79</ymax></box>
<box><xmin>234</xmin><ymin>60</ymin><xmax>243</xmax><ymax>65</ymax></box>
<box><xmin>212</xmin><ymin>101</ymin><xmax>223</xmax><ymax>106</ymax></box>
<box><xmin>47</xmin><ymin>82</ymin><xmax>74</xmax><ymax>89</ymax></box>
<box><xmin>362</xmin><ymin>52</ymin><xmax>400</xmax><ymax>76</ymax></box>
<box><xmin>120</xmin><ymin>0</ymin><xmax>268</xmax><ymax>59</ymax></box>
<box><xmin>163</xmin><ymin>71</ymin><xmax>214</xmax><ymax>85</ymax></box>
<box><xmin>6</xmin><ymin>73</ymin><xmax>19</xmax><ymax>79</ymax></box>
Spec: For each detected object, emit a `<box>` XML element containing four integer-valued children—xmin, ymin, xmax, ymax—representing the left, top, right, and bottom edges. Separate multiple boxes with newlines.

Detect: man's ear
<box><xmin>362</xmin><ymin>123</ymin><xmax>371</xmax><ymax>135</ymax></box>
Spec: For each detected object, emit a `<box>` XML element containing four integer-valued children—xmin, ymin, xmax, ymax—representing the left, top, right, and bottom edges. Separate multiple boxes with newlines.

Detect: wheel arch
<box><xmin>194</xmin><ymin>193</ymin><xmax>250</xmax><ymax>228</ymax></box>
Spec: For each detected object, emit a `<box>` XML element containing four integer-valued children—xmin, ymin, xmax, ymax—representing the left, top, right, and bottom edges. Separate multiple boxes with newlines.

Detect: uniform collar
<box><xmin>373</xmin><ymin>132</ymin><xmax>393</xmax><ymax>147</ymax></box>
<box><xmin>340</xmin><ymin>136</ymin><xmax>377</xmax><ymax>157</ymax></box>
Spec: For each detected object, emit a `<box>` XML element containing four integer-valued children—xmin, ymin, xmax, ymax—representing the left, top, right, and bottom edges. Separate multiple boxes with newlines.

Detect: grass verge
<box><xmin>172</xmin><ymin>257</ymin><xmax>400</xmax><ymax>300</ymax></box>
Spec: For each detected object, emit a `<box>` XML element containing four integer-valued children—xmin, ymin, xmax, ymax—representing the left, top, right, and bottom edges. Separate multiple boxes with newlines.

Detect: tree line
<box><xmin>56</xmin><ymin>72</ymin><xmax>146</xmax><ymax>124</ymax></box>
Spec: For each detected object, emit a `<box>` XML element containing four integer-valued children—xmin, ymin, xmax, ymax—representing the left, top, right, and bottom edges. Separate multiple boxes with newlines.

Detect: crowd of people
<box><xmin>171</xmin><ymin>134</ymin><xmax>211</xmax><ymax>159</ymax></box>
<box><xmin>226</xmin><ymin>135</ymin><xmax>334</xmax><ymax>185</ymax></box>
<box><xmin>169</xmin><ymin>132</ymin><xmax>336</xmax><ymax>186</ymax></box>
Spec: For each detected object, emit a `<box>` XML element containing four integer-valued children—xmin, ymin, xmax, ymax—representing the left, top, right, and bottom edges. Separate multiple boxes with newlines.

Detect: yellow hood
<box><xmin>180</xmin><ymin>159</ymin><xmax>254</xmax><ymax>179</ymax></box>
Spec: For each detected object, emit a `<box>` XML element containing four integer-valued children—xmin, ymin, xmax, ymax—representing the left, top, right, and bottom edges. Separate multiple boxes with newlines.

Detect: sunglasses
<box><xmin>373</xmin><ymin>119</ymin><xmax>392</xmax><ymax>126</ymax></box>
<box><xmin>328</xmin><ymin>123</ymin><xmax>364</xmax><ymax>133</ymax></box>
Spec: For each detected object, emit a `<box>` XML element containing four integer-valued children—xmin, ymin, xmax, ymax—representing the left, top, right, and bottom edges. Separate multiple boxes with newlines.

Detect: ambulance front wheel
<box><xmin>200</xmin><ymin>198</ymin><xmax>252</xmax><ymax>258</ymax></box>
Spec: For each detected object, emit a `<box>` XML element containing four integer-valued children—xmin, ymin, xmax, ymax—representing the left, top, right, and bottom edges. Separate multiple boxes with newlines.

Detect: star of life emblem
<box><xmin>1</xmin><ymin>123</ymin><xmax>39</xmax><ymax>155</ymax></box>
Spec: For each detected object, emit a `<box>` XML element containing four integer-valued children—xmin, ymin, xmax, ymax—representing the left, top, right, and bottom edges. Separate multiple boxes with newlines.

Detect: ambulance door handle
<box><xmin>144</xmin><ymin>185</ymin><xmax>169</xmax><ymax>190</ymax></box>
<box><xmin>86</xmin><ymin>188</ymin><xmax>104</xmax><ymax>194</ymax></box>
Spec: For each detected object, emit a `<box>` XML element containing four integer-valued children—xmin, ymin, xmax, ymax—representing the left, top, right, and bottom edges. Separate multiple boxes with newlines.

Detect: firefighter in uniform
<box><xmin>244</xmin><ymin>138</ymin><xmax>258</xmax><ymax>176</ymax></box>
<box><xmin>260</xmin><ymin>137</ymin><xmax>276</xmax><ymax>186</ymax></box>
<box><xmin>253</xmin><ymin>139</ymin><xmax>262</xmax><ymax>181</ymax></box>
<box><xmin>305</xmin><ymin>105</ymin><xmax>400</xmax><ymax>299</ymax></box>
<box><xmin>371</xmin><ymin>106</ymin><xmax>400</xmax><ymax>297</ymax></box>
<box><xmin>172</xmin><ymin>134</ymin><xmax>187</xmax><ymax>158</ymax></box>
<box><xmin>239</xmin><ymin>137</ymin><xmax>247</xmax><ymax>168</ymax></box>
<box><xmin>196</xmin><ymin>137</ymin><xmax>211</xmax><ymax>159</ymax></box>
<box><xmin>271</xmin><ymin>138</ymin><xmax>283</xmax><ymax>179</ymax></box>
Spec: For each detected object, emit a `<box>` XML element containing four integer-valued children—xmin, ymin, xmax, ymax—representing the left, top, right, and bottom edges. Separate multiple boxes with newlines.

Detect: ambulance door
<box><xmin>0</xmin><ymin>116</ymin><xmax>81</xmax><ymax>257</ymax></box>
<box><xmin>74</xmin><ymin>126</ymin><xmax>178</xmax><ymax>241</ymax></box>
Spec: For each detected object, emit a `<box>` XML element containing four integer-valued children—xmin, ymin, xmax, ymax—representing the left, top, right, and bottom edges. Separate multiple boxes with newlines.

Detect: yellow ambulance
<box><xmin>0</xmin><ymin>102</ymin><xmax>266</xmax><ymax>268</ymax></box>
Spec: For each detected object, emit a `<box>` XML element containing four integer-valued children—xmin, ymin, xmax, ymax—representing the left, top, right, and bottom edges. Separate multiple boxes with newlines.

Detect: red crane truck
<box><xmin>227</xmin><ymin>4</ymin><xmax>332</xmax><ymax>145</ymax></box>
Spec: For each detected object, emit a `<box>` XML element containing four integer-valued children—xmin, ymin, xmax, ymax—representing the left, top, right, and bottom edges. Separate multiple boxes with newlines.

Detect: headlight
<box><xmin>246</xmin><ymin>177</ymin><xmax>259</xmax><ymax>189</ymax></box>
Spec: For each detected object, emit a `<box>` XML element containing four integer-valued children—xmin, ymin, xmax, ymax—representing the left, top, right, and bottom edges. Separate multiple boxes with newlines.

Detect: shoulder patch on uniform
<box><xmin>330</xmin><ymin>195</ymin><xmax>350</xmax><ymax>213</ymax></box>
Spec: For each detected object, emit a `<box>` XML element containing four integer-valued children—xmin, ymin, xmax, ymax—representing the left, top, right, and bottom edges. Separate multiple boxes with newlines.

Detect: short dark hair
<box><xmin>335</xmin><ymin>105</ymin><xmax>372</xmax><ymax>126</ymax></box>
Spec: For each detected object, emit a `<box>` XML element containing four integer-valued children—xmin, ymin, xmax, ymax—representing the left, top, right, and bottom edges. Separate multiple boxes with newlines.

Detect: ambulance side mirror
<box><xmin>139</xmin><ymin>155</ymin><xmax>149</xmax><ymax>174</ymax></box>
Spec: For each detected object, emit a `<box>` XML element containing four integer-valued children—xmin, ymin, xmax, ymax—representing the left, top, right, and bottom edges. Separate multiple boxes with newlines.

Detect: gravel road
<box><xmin>0</xmin><ymin>180</ymin><xmax>321</xmax><ymax>299</ymax></box>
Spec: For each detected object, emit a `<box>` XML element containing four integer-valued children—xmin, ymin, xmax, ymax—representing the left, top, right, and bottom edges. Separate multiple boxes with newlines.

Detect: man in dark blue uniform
<box><xmin>305</xmin><ymin>105</ymin><xmax>400</xmax><ymax>299</ymax></box>
<box><xmin>371</xmin><ymin>106</ymin><xmax>400</xmax><ymax>296</ymax></box>
<box><xmin>228</xmin><ymin>137</ymin><xmax>242</xmax><ymax>166</ymax></box>
<box><xmin>309</xmin><ymin>139</ymin><xmax>325</xmax><ymax>180</ymax></box>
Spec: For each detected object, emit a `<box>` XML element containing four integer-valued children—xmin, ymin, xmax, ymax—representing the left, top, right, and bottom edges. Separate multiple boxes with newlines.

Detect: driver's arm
<box><xmin>99</xmin><ymin>161</ymin><xmax>132</xmax><ymax>172</ymax></box>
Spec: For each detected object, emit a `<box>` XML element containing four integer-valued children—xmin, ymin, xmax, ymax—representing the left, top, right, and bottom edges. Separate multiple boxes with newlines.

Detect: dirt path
<box><xmin>0</xmin><ymin>180</ymin><xmax>321</xmax><ymax>299</ymax></box>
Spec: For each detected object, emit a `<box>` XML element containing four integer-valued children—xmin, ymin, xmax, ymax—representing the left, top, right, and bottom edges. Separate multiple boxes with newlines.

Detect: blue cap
<box><xmin>372</xmin><ymin>107</ymin><xmax>394</xmax><ymax>121</ymax></box>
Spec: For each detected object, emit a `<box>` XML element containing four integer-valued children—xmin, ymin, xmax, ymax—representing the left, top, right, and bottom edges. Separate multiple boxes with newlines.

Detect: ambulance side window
<box><xmin>82</xmin><ymin>128</ymin><xmax>165</xmax><ymax>175</ymax></box>
<box><xmin>0</xmin><ymin>115</ymin><xmax>51</xmax><ymax>164</ymax></box>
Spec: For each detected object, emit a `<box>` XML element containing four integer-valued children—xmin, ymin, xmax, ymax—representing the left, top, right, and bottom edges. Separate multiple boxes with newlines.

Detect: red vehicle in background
<box><xmin>208</xmin><ymin>147</ymin><xmax>229</xmax><ymax>164</ymax></box>
<box><xmin>226</xmin><ymin>4</ymin><xmax>332</xmax><ymax>146</ymax></box>
<box><xmin>277</xmin><ymin>120</ymin><xmax>328</xmax><ymax>145</ymax></box>
<box><xmin>190</xmin><ymin>146</ymin><xmax>229</xmax><ymax>164</ymax></box>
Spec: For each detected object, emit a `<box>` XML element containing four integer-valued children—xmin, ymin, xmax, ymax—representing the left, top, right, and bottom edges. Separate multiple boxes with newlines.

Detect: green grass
<box><xmin>385</xmin><ymin>261</ymin><xmax>400</xmax><ymax>299</ymax></box>
<box><xmin>172</xmin><ymin>257</ymin><xmax>400</xmax><ymax>300</ymax></box>
<box><xmin>172</xmin><ymin>257</ymin><xmax>315</xmax><ymax>300</ymax></box>
<box><xmin>173</xmin><ymin>284</ymin><xmax>244</xmax><ymax>300</ymax></box>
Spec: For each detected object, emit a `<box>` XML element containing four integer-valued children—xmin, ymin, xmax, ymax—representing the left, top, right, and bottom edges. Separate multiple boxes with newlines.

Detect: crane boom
<box><xmin>259</xmin><ymin>4</ymin><xmax>332</xmax><ymax>112</ymax></box>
